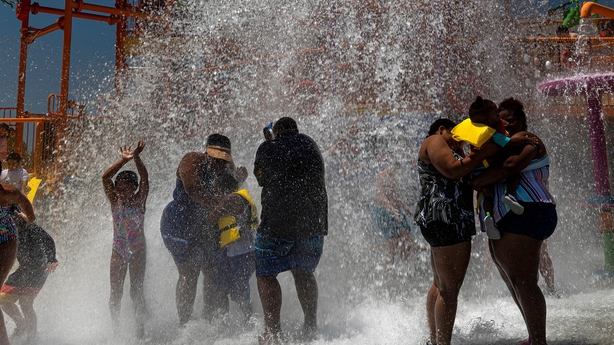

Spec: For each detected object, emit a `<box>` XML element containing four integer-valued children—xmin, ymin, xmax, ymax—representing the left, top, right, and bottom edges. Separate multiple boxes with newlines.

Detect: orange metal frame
<box><xmin>10</xmin><ymin>0</ymin><xmax>614</xmax><ymax>179</ymax></box>
<box><xmin>13</xmin><ymin>0</ymin><xmax>160</xmax><ymax>178</ymax></box>
<box><xmin>581</xmin><ymin>2</ymin><xmax>614</xmax><ymax>19</ymax></box>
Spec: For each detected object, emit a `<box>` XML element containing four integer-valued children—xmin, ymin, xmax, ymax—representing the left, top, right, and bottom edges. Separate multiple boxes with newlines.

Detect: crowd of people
<box><xmin>0</xmin><ymin>101</ymin><xmax>558</xmax><ymax>345</ymax></box>
<box><xmin>119</xmin><ymin>117</ymin><xmax>326</xmax><ymax>345</ymax></box>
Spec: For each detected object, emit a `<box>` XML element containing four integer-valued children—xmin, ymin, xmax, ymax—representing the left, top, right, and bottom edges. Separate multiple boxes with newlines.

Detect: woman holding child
<box><xmin>472</xmin><ymin>98</ymin><xmax>556</xmax><ymax>345</ymax></box>
<box><xmin>415</xmin><ymin>118</ymin><xmax>498</xmax><ymax>345</ymax></box>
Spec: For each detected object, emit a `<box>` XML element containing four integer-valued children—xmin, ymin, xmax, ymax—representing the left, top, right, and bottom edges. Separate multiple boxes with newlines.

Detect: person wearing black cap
<box><xmin>253</xmin><ymin>117</ymin><xmax>328</xmax><ymax>344</ymax></box>
<box><xmin>160</xmin><ymin>133</ymin><xmax>247</xmax><ymax>326</ymax></box>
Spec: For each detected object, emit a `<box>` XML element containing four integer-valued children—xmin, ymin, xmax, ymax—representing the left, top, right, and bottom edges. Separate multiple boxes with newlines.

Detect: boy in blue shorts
<box><xmin>207</xmin><ymin>174</ymin><xmax>258</xmax><ymax>324</ymax></box>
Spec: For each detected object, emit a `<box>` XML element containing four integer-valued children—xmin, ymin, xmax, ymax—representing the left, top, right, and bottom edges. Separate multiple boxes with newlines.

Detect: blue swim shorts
<box><xmin>217</xmin><ymin>251</ymin><xmax>255</xmax><ymax>303</ymax></box>
<box><xmin>254</xmin><ymin>232</ymin><xmax>324</xmax><ymax>277</ymax></box>
<box><xmin>374</xmin><ymin>207</ymin><xmax>412</xmax><ymax>239</ymax></box>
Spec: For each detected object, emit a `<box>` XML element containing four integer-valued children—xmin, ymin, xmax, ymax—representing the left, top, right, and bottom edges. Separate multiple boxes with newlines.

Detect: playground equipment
<box><xmin>538</xmin><ymin>1</ymin><xmax>614</xmax><ymax>275</ymax></box>
<box><xmin>5</xmin><ymin>0</ymin><xmax>614</xmax><ymax>201</ymax></box>
<box><xmin>8</xmin><ymin>0</ymin><xmax>162</xmax><ymax>199</ymax></box>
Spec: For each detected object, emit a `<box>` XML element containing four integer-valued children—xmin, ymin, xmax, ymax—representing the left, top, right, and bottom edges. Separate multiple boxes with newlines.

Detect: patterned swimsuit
<box><xmin>0</xmin><ymin>205</ymin><xmax>18</xmax><ymax>244</ymax></box>
<box><xmin>112</xmin><ymin>202</ymin><xmax>145</xmax><ymax>262</ymax></box>
<box><xmin>414</xmin><ymin>152</ymin><xmax>476</xmax><ymax>238</ymax></box>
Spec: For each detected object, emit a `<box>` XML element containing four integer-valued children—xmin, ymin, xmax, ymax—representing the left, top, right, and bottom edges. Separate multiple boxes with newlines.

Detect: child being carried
<box><xmin>452</xmin><ymin>96</ymin><xmax>538</xmax><ymax>239</ymax></box>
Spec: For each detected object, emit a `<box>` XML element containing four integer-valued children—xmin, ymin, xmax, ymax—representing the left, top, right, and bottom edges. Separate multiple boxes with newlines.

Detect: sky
<box><xmin>2</xmin><ymin>0</ymin><xmax>614</xmax><ymax>115</ymax></box>
<box><xmin>0</xmin><ymin>0</ymin><xmax>116</xmax><ymax>114</ymax></box>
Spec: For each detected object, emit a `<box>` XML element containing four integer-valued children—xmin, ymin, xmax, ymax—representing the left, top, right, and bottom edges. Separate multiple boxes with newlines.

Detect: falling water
<box><xmin>9</xmin><ymin>1</ymin><xmax>614</xmax><ymax>344</ymax></box>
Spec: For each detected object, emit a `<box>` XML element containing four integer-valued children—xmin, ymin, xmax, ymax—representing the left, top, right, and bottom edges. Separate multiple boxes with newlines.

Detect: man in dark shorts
<box><xmin>253</xmin><ymin>117</ymin><xmax>328</xmax><ymax>344</ymax></box>
<box><xmin>160</xmin><ymin>134</ymin><xmax>247</xmax><ymax>325</ymax></box>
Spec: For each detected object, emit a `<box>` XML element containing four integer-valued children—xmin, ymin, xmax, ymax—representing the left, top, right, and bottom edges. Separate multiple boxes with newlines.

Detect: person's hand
<box><xmin>16</xmin><ymin>212</ymin><xmax>29</xmax><ymax>222</ymax></box>
<box><xmin>45</xmin><ymin>262</ymin><xmax>59</xmax><ymax>274</ymax></box>
<box><xmin>133</xmin><ymin>140</ymin><xmax>145</xmax><ymax>157</ymax></box>
<box><xmin>391</xmin><ymin>207</ymin><xmax>401</xmax><ymax>219</ymax></box>
<box><xmin>263</xmin><ymin>124</ymin><xmax>273</xmax><ymax>141</ymax></box>
<box><xmin>525</xmin><ymin>135</ymin><xmax>539</xmax><ymax>147</ymax></box>
<box><xmin>120</xmin><ymin>144</ymin><xmax>134</xmax><ymax>161</ymax></box>
<box><xmin>235</xmin><ymin>166</ymin><xmax>248</xmax><ymax>184</ymax></box>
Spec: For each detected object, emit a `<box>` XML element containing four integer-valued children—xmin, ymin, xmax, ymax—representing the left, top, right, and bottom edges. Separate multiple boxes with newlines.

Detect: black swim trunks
<box><xmin>497</xmin><ymin>202</ymin><xmax>557</xmax><ymax>241</ymax></box>
<box><xmin>420</xmin><ymin>221</ymin><xmax>475</xmax><ymax>248</ymax></box>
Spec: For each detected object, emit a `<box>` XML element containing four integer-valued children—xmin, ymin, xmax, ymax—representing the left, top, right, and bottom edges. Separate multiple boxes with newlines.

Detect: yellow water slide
<box><xmin>26</xmin><ymin>175</ymin><xmax>42</xmax><ymax>203</ymax></box>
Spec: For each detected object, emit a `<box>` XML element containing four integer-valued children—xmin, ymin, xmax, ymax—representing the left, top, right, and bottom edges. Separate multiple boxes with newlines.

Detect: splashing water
<box><xmin>13</xmin><ymin>1</ymin><xmax>614</xmax><ymax>344</ymax></box>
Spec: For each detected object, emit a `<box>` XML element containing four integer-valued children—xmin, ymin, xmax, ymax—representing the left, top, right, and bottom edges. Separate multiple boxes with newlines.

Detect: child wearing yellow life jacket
<box><xmin>452</xmin><ymin>97</ymin><xmax>537</xmax><ymax>239</ymax></box>
<box><xmin>207</xmin><ymin>174</ymin><xmax>258</xmax><ymax>323</ymax></box>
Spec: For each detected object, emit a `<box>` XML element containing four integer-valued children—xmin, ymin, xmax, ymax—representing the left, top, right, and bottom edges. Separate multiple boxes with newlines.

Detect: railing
<box><xmin>0</xmin><ymin>107</ymin><xmax>52</xmax><ymax>176</ymax></box>
<box><xmin>0</xmin><ymin>94</ymin><xmax>83</xmax><ymax>178</ymax></box>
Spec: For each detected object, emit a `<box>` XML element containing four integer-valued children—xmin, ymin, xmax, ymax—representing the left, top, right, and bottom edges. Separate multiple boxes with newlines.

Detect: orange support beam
<box><xmin>581</xmin><ymin>2</ymin><xmax>614</xmax><ymax>19</ymax></box>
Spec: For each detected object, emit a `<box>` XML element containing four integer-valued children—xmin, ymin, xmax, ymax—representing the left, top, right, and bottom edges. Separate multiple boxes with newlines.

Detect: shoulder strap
<box><xmin>234</xmin><ymin>189</ymin><xmax>259</xmax><ymax>229</ymax></box>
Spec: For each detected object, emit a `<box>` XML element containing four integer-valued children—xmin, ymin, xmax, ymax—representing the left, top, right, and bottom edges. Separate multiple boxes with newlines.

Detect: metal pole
<box><xmin>16</xmin><ymin>0</ymin><xmax>31</xmax><ymax>120</ymax></box>
<box><xmin>586</xmin><ymin>89</ymin><xmax>614</xmax><ymax>272</ymax></box>
<box><xmin>115</xmin><ymin>0</ymin><xmax>126</xmax><ymax>100</ymax></box>
<box><xmin>57</xmin><ymin>0</ymin><xmax>73</xmax><ymax>176</ymax></box>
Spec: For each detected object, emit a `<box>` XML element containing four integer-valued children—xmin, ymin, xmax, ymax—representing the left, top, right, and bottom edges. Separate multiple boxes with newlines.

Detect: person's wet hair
<box><xmin>273</xmin><ymin>117</ymin><xmax>299</xmax><ymax>136</ymax></box>
<box><xmin>115</xmin><ymin>170</ymin><xmax>139</xmax><ymax>188</ymax></box>
<box><xmin>556</xmin><ymin>25</ymin><xmax>569</xmax><ymax>35</ymax></box>
<box><xmin>427</xmin><ymin>118</ymin><xmax>456</xmax><ymax>136</ymax></box>
<box><xmin>6</xmin><ymin>153</ymin><xmax>21</xmax><ymax>163</ymax></box>
<box><xmin>468</xmin><ymin>96</ymin><xmax>498</xmax><ymax>123</ymax></box>
<box><xmin>498</xmin><ymin>97</ymin><xmax>527</xmax><ymax>131</ymax></box>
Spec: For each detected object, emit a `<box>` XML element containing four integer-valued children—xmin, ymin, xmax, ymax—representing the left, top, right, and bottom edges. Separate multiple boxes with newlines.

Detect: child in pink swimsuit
<box><xmin>102</xmin><ymin>140</ymin><xmax>149</xmax><ymax>338</ymax></box>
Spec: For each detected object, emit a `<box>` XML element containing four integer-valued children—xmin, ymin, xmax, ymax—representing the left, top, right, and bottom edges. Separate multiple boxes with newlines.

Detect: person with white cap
<box><xmin>160</xmin><ymin>134</ymin><xmax>247</xmax><ymax>326</ymax></box>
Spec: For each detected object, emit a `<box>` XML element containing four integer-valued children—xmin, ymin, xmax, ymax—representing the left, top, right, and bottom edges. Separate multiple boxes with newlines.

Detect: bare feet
<box><xmin>258</xmin><ymin>331</ymin><xmax>282</xmax><ymax>345</ymax></box>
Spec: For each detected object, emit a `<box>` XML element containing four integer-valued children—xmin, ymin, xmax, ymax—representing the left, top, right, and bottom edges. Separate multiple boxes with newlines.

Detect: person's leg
<box><xmin>128</xmin><ymin>249</ymin><xmax>147</xmax><ymax>337</ymax></box>
<box><xmin>539</xmin><ymin>241</ymin><xmax>555</xmax><ymax>293</ymax></box>
<box><xmin>490</xmin><ymin>232</ymin><xmax>547</xmax><ymax>345</ymax></box>
<box><xmin>254</xmin><ymin>232</ymin><xmax>295</xmax><ymax>344</ymax></box>
<box><xmin>0</xmin><ymin>240</ymin><xmax>18</xmax><ymax>345</ymax></box>
<box><xmin>17</xmin><ymin>296</ymin><xmax>36</xmax><ymax>341</ymax></box>
<box><xmin>488</xmin><ymin>240</ymin><xmax>522</xmax><ymax>314</ymax></box>
<box><xmin>109</xmin><ymin>250</ymin><xmax>129</xmax><ymax>325</ymax></box>
<box><xmin>202</xmin><ymin>261</ymin><xmax>226</xmax><ymax>321</ymax></box>
<box><xmin>291</xmin><ymin>269</ymin><xmax>318</xmax><ymax>338</ymax></box>
<box><xmin>257</xmin><ymin>275</ymin><xmax>282</xmax><ymax>340</ymax></box>
<box><xmin>229</xmin><ymin>253</ymin><xmax>254</xmax><ymax>321</ymax></box>
<box><xmin>430</xmin><ymin>241</ymin><xmax>472</xmax><ymax>345</ymax></box>
<box><xmin>176</xmin><ymin>261</ymin><xmax>200</xmax><ymax>326</ymax></box>
<box><xmin>0</xmin><ymin>295</ymin><xmax>24</xmax><ymax>335</ymax></box>
<box><xmin>236</xmin><ymin>282</ymin><xmax>253</xmax><ymax>322</ymax></box>
<box><xmin>291</xmin><ymin>233</ymin><xmax>323</xmax><ymax>339</ymax></box>
<box><xmin>425</xmin><ymin>251</ymin><xmax>439</xmax><ymax>344</ymax></box>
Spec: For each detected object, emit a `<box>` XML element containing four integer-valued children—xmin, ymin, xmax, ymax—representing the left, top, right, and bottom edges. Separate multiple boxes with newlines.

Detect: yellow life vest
<box><xmin>451</xmin><ymin>118</ymin><xmax>496</xmax><ymax>148</ymax></box>
<box><xmin>219</xmin><ymin>189</ymin><xmax>259</xmax><ymax>248</ymax></box>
